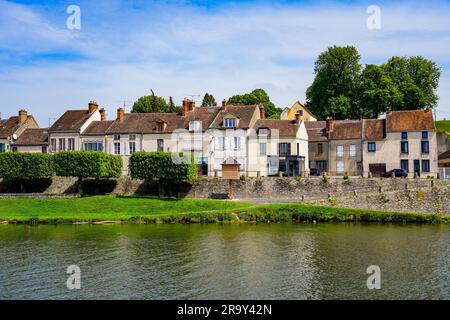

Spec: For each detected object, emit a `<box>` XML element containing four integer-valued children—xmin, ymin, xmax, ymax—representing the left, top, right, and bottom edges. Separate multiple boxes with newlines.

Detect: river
<box><xmin>0</xmin><ymin>223</ymin><xmax>448</xmax><ymax>299</ymax></box>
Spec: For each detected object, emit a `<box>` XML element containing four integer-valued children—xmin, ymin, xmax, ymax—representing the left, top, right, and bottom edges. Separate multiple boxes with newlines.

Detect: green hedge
<box><xmin>129</xmin><ymin>152</ymin><xmax>197</xmax><ymax>182</ymax></box>
<box><xmin>0</xmin><ymin>152</ymin><xmax>54</xmax><ymax>180</ymax></box>
<box><xmin>54</xmin><ymin>151</ymin><xmax>122</xmax><ymax>178</ymax></box>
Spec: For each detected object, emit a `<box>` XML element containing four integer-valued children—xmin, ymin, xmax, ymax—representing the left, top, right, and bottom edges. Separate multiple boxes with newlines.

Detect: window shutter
<box><xmin>224</xmin><ymin>137</ymin><xmax>229</xmax><ymax>150</ymax></box>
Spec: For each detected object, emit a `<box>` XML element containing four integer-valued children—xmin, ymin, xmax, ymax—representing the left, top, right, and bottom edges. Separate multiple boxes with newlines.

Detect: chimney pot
<box><xmin>100</xmin><ymin>108</ymin><xmax>106</xmax><ymax>121</ymax></box>
<box><xmin>117</xmin><ymin>107</ymin><xmax>125</xmax><ymax>123</ymax></box>
<box><xmin>326</xmin><ymin>116</ymin><xmax>334</xmax><ymax>132</ymax></box>
<box><xmin>295</xmin><ymin>112</ymin><xmax>301</xmax><ymax>124</ymax></box>
<box><xmin>259</xmin><ymin>106</ymin><xmax>265</xmax><ymax>119</ymax></box>
<box><xmin>222</xmin><ymin>99</ymin><xmax>227</xmax><ymax>107</ymax></box>
<box><xmin>18</xmin><ymin>109</ymin><xmax>28</xmax><ymax>124</ymax></box>
<box><xmin>89</xmin><ymin>101</ymin><xmax>99</xmax><ymax>113</ymax></box>
<box><xmin>182</xmin><ymin>98</ymin><xmax>189</xmax><ymax>116</ymax></box>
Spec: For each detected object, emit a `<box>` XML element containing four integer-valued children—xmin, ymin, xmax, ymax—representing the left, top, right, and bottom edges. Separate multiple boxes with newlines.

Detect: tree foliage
<box><xmin>0</xmin><ymin>153</ymin><xmax>54</xmax><ymax>180</ymax></box>
<box><xmin>201</xmin><ymin>93</ymin><xmax>217</xmax><ymax>107</ymax></box>
<box><xmin>306</xmin><ymin>46</ymin><xmax>441</xmax><ymax>120</ymax></box>
<box><xmin>131</xmin><ymin>89</ymin><xmax>169</xmax><ymax>113</ymax></box>
<box><xmin>228</xmin><ymin>89</ymin><xmax>282</xmax><ymax>119</ymax></box>
<box><xmin>54</xmin><ymin>151</ymin><xmax>122</xmax><ymax>179</ymax></box>
<box><xmin>129</xmin><ymin>152</ymin><xmax>197</xmax><ymax>182</ymax></box>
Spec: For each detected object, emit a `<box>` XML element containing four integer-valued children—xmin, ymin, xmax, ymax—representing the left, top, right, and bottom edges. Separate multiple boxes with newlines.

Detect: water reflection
<box><xmin>0</xmin><ymin>223</ymin><xmax>448</xmax><ymax>299</ymax></box>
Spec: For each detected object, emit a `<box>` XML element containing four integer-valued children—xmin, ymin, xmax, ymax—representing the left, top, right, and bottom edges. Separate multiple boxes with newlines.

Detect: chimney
<box><xmin>182</xmin><ymin>98</ymin><xmax>189</xmax><ymax>116</ymax></box>
<box><xmin>188</xmin><ymin>99</ymin><xmax>196</xmax><ymax>112</ymax></box>
<box><xmin>18</xmin><ymin>109</ymin><xmax>28</xmax><ymax>124</ymax></box>
<box><xmin>295</xmin><ymin>112</ymin><xmax>301</xmax><ymax>124</ymax></box>
<box><xmin>259</xmin><ymin>106</ymin><xmax>265</xmax><ymax>119</ymax></box>
<box><xmin>117</xmin><ymin>107</ymin><xmax>125</xmax><ymax>123</ymax></box>
<box><xmin>88</xmin><ymin>101</ymin><xmax>99</xmax><ymax>113</ymax></box>
<box><xmin>326</xmin><ymin>116</ymin><xmax>334</xmax><ymax>132</ymax></box>
<box><xmin>222</xmin><ymin>99</ymin><xmax>227</xmax><ymax>108</ymax></box>
<box><xmin>99</xmin><ymin>108</ymin><xmax>106</xmax><ymax>121</ymax></box>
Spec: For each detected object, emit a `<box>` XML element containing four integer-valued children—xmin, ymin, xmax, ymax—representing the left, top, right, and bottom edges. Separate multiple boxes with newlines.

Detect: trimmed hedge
<box><xmin>54</xmin><ymin>151</ymin><xmax>122</xmax><ymax>178</ymax></box>
<box><xmin>0</xmin><ymin>152</ymin><xmax>54</xmax><ymax>180</ymax></box>
<box><xmin>129</xmin><ymin>152</ymin><xmax>197</xmax><ymax>182</ymax></box>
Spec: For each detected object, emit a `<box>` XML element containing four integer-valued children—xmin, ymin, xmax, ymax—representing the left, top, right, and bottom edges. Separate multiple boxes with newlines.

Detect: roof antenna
<box><xmin>116</xmin><ymin>100</ymin><xmax>132</xmax><ymax>109</ymax></box>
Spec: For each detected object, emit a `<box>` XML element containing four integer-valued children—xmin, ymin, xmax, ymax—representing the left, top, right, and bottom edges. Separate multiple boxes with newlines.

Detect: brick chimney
<box><xmin>259</xmin><ymin>106</ymin><xmax>265</xmax><ymax>119</ymax></box>
<box><xmin>222</xmin><ymin>99</ymin><xmax>227</xmax><ymax>108</ymax></box>
<box><xmin>99</xmin><ymin>108</ymin><xmax>106</xmax><ymax>121</ymax></box>
<box><xmin>18</xmin><ymin>109</ymin><xmax>28</xmax><ymax>124</ymax></box>
<box><xmin>182</xmin><ymin>98</ymin><xmax>189</xmax><ymax>116</ymax></box>
<box><xmin>295</xmin><ymin>111</ymin><xmax>301</xmax><ymax>124</ymax></box>
<box><xmin>188</xmin><ymin>100</ymin><xmax>196</xmax><ymax>112</ymax></box>
<box><xmin>117</xmin><ymin>107</ymin><xmax>125</xmax><ymax>123</ymax></box>
<box><xmin>88</xmin><ymin>101</ymin><xmax>99</xmax><ymax>113</ymax></box>
<box><xmin>326</xmin><ymin>117</ymin><xmax>334</xmax><ymax>132</ymax></box>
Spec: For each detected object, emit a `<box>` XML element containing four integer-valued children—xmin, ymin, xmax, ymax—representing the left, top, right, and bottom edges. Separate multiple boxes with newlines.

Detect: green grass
<box><xmin>0</xmin><ymin>196</ymin><xmax>448</xmax><ymax>224</ymax></box>
<box><xmin>435</xmin><ymin>120</ymin><xmax>450</xmax><ymax>137</ymax></box>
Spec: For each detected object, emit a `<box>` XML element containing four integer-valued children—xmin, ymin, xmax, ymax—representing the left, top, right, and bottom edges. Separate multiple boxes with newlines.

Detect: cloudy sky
<box><xmin>1</xmin><ymin>0</ymin><xmax>450</xmax><ymax>126</ymax></box>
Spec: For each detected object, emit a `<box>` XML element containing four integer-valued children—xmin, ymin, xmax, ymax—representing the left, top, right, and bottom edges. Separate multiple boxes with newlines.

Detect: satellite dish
<box><xmin>12</xmin><ymin>134</ymin><xmax>18</xmax><ymax>140</ymax></box>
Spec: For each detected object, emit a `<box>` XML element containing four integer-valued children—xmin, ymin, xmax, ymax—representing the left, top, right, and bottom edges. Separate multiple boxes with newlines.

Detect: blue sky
<box><xmin>1</xmin><ymin>0</ymin><xmax>450</xmax><ymax>125</ymax></box>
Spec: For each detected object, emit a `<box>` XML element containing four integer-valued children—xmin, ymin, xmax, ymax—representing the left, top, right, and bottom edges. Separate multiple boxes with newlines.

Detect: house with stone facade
<box><xmin>0</xmin><ymin>110</ymin><xmax>39</xmax><ymax>153</ymax></box>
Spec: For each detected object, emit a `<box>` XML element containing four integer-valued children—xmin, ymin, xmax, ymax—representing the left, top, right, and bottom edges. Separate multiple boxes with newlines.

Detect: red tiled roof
<box><xmin>254</xmin><ymin>119</ymin><xmax>301</xmax><ymax>137</ymax></box>
<box><xmin>13</xmin><ymin>128</ymin><xmax>48</xmax><ymax>146</ymax></box>
<box><xmin>386</xmin><ymin>109</ymin><xmax>435</xmax><ymax>132</ymax></box>
<box><xmin>183</xmin><ymin>107</ymin><xmax>221</xmax><ymax>130</ymax></box>
<box><xmin>49</xmin><ymin>110</ymin><xmax>94</xmax><ymax>132</ymax></box>
<box><xmin>83</xmin><ymin>121</ymin><xmax>114</xmax><ymax>135</ymax></box>
<box><xmin>305</xmin><ymin>121</ymin><xmax>327</xmax><ymax>142</ymax></box>
<box><xmin>0</xmin><ymin>116</ymin><xmax>21</xmax><ymax>138</ymax></box>
<box><xmin>107</xmin><ymin>113</ymin><xmax>185</xmax><ymax>134</ymax></box>
<box><xmin>209</xmin><ymin>105</ymin><xmax>258</xmax><ymax>129</ymax></box>
<box><xmin>438</xmin><ymin>150</ymin><xmax>450</xmax><ymax>161</ymax></box>
<box><xmin>363</xmin><ymin>119</ymin><xmax>385</xmax><ymax>140</ymax></box>
<box><xmin>328</xmin><ymin>120</ymin><xmax>362</xmax><ymax>140</ymax></box>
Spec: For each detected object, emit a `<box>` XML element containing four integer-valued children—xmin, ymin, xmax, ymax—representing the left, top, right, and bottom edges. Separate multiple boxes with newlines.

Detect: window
<box><xmin>157</xmin><ymin>122</ymin><xmax>165</xmax><ymax>132</ymax></box>
<box><xmin>215</xmin><ymin>137</ymin><xmax>226</xmax><ymax>150</ymax></box>
<box><xmin>368</xmin><ymin>142</ymin><xmax>376</xmax><ymax>152</ymax></box>
<box><xmin>401</xmin><ymin>141</ymin><xmax>409</xmax><ymax>154</ymax></box>
<box><xmin>237</xmin><ymin>158</ymin><xmax>245</xmax><ymax>170</ymax></box>
<box><xmin>278</xmin><ymin>143</ymin><xmax>291</xmax><ymax>156</ymax></box>
<box><xmin>83</xmin><ymin>142</ymin><xmax>103</xmax><ymax>152</ymax></box>
<box><xmin>336</xmin><ymin>145</ymin><xmax>344</xmax><ymax>157</ymax></box>
<box><xmin>214</xmin><ymin>158</ymin><xmax>223</xmax><ymax>169</ymax></box>
<box><xmin>114</xmin><ymin>134</ymin><xmax>121</xmax><ymax>140</ymax></box>
<box><xmin>68</xmin><ymin>138</ymin><xmax>75</xmax><ymax>151</ymax></box>
<box><xmin>401</xmin><ymin>132</ymin><xmax>408</xmax><ymax>140</ymax></box>
<box><xmin>401</xmin><ymin>159</ymin><xmax>409</xmax><ymax>172</ymax></box>
<box><xmin>422</xmin><ymin>131</ymin><xmax>428</xmax><ymax>139</ymax></box>
<box><xmin>59</xmin><ymin>138</ymin><xmax>65</xmax><ymax>151</ymax></box>
<box><xmin>129</xmin><ymin>134</ymin><xmax>136</xmax><ymax>140</ymax></box>
<box><xmin>224</xmin><ymin>118</ymin><xmax>236</xmax><ymax>128</ymax></box>
<box><xmin>12</xmin><ymin>146</ymin><xmax>18</xmax><ymax>152</ymax></box>
<box><xmin>317</xmin><ymin>143</ymin><xmax>323</xmax><ymax>155</ymax></box>
<box><xmin>114</xmin><ymin>142</ymin><xmax>121</xmax><ymax>155</ymax></box>
<box><xmin>349</xmin><ymin>144</ymin><xmax>356</xmax><ymax>157</ymax></box>
<box><xmin>0</xmin><ymin>143</ymin><xmax>5</xmax><ymax>152</ymax></box>
<box><xmin>157</xmin><ymin>139</ymin><xmax>164</xmax><ymax>152</ymax></box>
<box><xmin>129</xmin><ymin>142</ymin><xmax>136</xmax><ymax>154</ymax></box>
<box><xmin>258</xmin><ymin>128</ymin><xmax>268</xmax><ymax>136</ymax></box>
<box><xmin>232</xmin><ymin>137</ymin><xmax>241</xmax><ymax>150</ymax></box>
<box><xmin>50</xmin><ymin>139</ymin><xmax>56</xmax><ymax>152</ymax></box>
<box><xmin>337</xmin><ymin>161</ymin><xmax>344</xmax><ymax>173</ymax></box>
<box><xmin>260</xmin><ymin>143</ymin><xmax>267</xmax><ymax>156</ymax></box>
<box><xmin>421</xmin><ymin>141</ymin><xmax>429</xmax><ymax>154</ymax></box>
<box><xmin>42</xmin><ymin>146</ymin><xmax>47</xmax><ymax>153</ymax></box>
<box><xmin>189</xmin><ymin>121</ymin><xmax>201</xmax><ymax>131</ymax></box>
<box><xmin>316</xmin><ymin>160</ymin><xmax>327</xmax><ymax>171</ymax></box>
<box><xmin>422</xmin><ymin>160</ymin><xmax>430</xmax><ymax>173</ymax></box>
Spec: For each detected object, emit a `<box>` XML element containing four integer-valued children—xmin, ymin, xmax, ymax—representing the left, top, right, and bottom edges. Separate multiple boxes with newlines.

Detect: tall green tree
<box><xmin>201</xmin><ymin>93</ymin><xmax>217</xmax><ymax>107</ymax></box>
<box><xmin>305</xmin><ymin>46</ymin><xmax>362</xmax><ymax>120</ymax></box>
<box><xmin>228</xmin><ymin>88</ymin><xmax>281</xmax><ymax>119</ymax></box>
<box><xmin>132</xmin><ymin>89</ymin><xmax>169</xmax><ymax>113</ymax></box>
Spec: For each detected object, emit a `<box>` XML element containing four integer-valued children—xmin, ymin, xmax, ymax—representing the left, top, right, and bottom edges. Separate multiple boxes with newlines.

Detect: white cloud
<box><xmin>0</xmin><ymin>0</ymin><xmax>450</xmax><ymax>124</ymax></box>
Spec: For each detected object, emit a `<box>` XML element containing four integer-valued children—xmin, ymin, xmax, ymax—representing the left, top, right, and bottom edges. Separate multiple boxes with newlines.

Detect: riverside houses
<box><xmin>0</xmin><ymin>110</ymin><xmax>39</xmax><ymax>153</ymax></box>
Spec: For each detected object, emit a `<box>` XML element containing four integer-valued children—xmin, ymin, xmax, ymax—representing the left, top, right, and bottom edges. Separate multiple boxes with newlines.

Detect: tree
<box><xmin>305</xmin><ymin>46</ymin><xmax>362</xmax><ymax>120</ymax></box>
<box><xmin>54</xmin><ymin>151</ymin><xmax>122</xmax><ymax>194</ymax></box>
<box><xmin>131</xmin><ymin>89</ymin><xmax>169</xmax><ymax>113</ymax></box>
<box><xmin>129</xmin><ymin>152</ymin><xmax>197</xmax><ymax>197</ymax></box>
<box><xmin>201</xmin><ymin>93</ymin><xmax>217</xmax><ymax>107</ymax></box>
<box><xmin>228</xmin><ymin>89</ymin><xmax>281</xmax><ymax>118</ymax></box>
<box><xmin>0</xmin><ymin>153</ymin><xmax>54</xmax><ymax>192</ymax></box>
<box><xmin>168</xmin><ymin>96</ymin><xmax>176</xmax><ymax>113</ymax></box>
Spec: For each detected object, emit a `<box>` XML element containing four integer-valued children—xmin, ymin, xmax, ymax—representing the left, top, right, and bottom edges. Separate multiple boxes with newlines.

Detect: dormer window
<box><xmin>224</xmin><ymin>118</ymin><xmax>236</xmax><ymax>128</ymax></box>
<box><xmin>189</xmin><ymin>121</ymin><xmax>201</xmax><ymax>131</ymax></box>
<box><xmin>156</xmin><ymin>120</ymin><xmax>166</xmax><ymax>132</ymax></box>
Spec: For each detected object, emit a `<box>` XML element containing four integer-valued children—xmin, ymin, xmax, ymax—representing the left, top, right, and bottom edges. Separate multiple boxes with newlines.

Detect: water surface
<box><xmin>0</xmin><ymin>223</ymin><xmax>448</xmax><ymax>299</ymax></box>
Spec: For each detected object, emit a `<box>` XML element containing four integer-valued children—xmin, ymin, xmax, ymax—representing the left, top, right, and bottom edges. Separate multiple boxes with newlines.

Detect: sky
<box><xmin>1</xmin><ymin>0</ymin><xmax>450</xmax><ymax>126</ymax></box>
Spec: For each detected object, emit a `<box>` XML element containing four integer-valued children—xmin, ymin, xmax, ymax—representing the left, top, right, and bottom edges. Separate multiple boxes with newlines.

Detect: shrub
<box><xmin>343</xmin><ymin>172</ymin><xmax>349</xmax><ymax>180</ymax></box>
<box><xmin>240</xmin><ymin>174</ymin><xmax>246</xmax><ymax>181</ymax></box>
<box><xmin>54</xmin><ymin>151</ymin><xmax>122</xmax><ymax>194</ymax></box>
<box><xmin>322</xmin><ymin>173</ymin><xmax>328</xmax><ymax>183</ymax></box>
<box><xmin>0</xmin><ymin>153</ymin><xmax>54</xmax><ymax>192</ymax></box>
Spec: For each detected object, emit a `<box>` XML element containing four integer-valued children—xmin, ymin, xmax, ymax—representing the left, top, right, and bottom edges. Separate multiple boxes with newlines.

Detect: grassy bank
<box><xmin>0</xmin><ymin>196</ymin><xmax>448</xmax><ymax>224</ymax></box>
